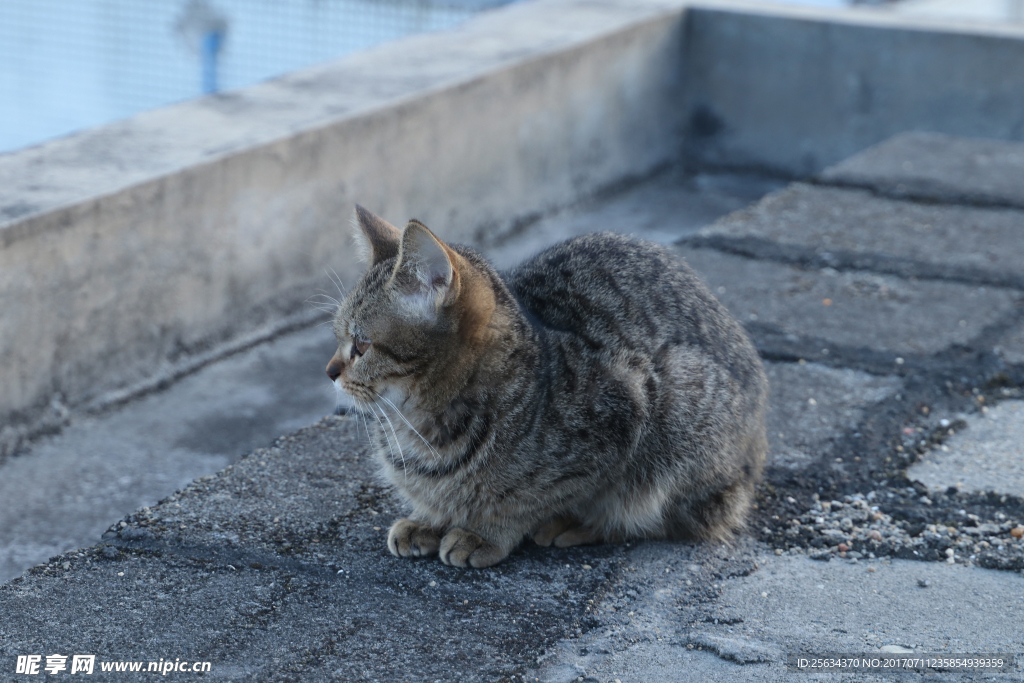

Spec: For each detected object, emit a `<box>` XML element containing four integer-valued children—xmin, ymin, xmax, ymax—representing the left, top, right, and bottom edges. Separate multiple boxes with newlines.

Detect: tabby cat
<box><xmin>327</xmin><ymin>205</ymin><xmax>768</xmax><ymax>568</ymax></box>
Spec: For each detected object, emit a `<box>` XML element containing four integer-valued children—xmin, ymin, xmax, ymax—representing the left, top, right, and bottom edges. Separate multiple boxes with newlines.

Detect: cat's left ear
<box><xmin>352</xmin><ymin>204</ymin><xmax>402</xmax><ymax>266</ymax></box>
<box><xmin>391</xmin><ymin>220</ymin><xmax>461</xmax><ymax>319</ymax></box>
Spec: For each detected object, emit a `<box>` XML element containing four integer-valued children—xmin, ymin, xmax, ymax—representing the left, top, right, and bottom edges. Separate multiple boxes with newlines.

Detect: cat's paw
<box><xmin>439</xmin><ymin>528</ymin><xmax>506</xmax><ymax>568</ymax></box>
<box><xmin>552</xmin><ymin>525</ymin><xmax>602</xmax><ymax>548</ymax></box>
<box><xmin>387</xmin><ymin>518</ymin><xmax>441</xmax><ymax>558</ymax></box>
<box><xmin>531</xmin><ymin>516</ymin><xmax>577</xmax><ymax>547</ymax></box>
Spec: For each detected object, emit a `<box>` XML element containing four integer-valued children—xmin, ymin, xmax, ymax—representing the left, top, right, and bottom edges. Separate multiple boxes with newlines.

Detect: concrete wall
<box><xmin>0</xmin><ymin>0</ymin><xmax>690</xmax><ymax>457</ymax></box>
<box><xmin>3</xmin><ymin>0</ymin><xmax>1024</xmax><ymax>459</ymax></box>
<box><xmin>681</xmin><ymin>3</ymin><xmax>1024</xmax><ymax>175</ymax></box>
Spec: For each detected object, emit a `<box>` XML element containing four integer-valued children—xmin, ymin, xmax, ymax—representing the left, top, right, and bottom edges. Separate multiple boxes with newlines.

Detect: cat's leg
<box><xmin>551</xmin><ymin>525</ymin><xmax>604</xmax><ymax>548</ymax></box>
<box><xmin>531</xmin><ymin>516</ymin><xmax>578</xmax><ymax>547</ymax></box>
<box><xmin>438</xmin><ymin>524</ymin><xmax>523</xmax><ymax>568</ymax></box>
<box><xmin>533</xmin><ymin>516</ymin><xmax>609</xmax><ymax>548</ymax></box>
<box><xmin>387</xmin><ymin>518</ymin><xmax>441</xmax><ymax>558</ymax></box>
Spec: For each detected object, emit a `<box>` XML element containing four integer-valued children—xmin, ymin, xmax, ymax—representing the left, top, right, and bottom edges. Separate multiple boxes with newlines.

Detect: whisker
<box><xmin>365</xmin><ymin>404</ymin><xmax>397</xmax><ymax>464</ymax></box>
<box><xmin>309</xmin><ymin>291</ymin><xmax>341</xmax><ymax>305</ymax></box>
<box><xmin>356</xmin><ymin>409</ymin><xmax>374</xmax><ymax>450</ymax></box>
<box><xmin>305</xmin><ymin>296</ymin><xmax>340</xmax><ymax>315</ymax></box>
<box><xmin>328</xmin><ymin>267</ymin><xmax>349</xmax><ymax>297</ymax></box>
<box><xmin>374</xmin><ymin>391</ymin><xmax>441</xmax><ymax>460</ymax></box>
<box><xmin>372</xmin><ymin>402</ymin><xmax>409</xmax><ymax>486</ymax></box>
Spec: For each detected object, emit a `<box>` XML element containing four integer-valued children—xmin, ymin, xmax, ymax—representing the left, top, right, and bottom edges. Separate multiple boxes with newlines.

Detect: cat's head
<box><xmin>327</xmin><ymin>206</ymin><xmax>497</xmax><ymax>412</ymax></box>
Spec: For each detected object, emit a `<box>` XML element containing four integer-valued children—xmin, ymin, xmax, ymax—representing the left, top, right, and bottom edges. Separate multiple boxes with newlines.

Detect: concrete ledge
<box><xmin>682</xmin><ymin>3</ymin><xmax>1024</xmax><ymax>175</ymax></box>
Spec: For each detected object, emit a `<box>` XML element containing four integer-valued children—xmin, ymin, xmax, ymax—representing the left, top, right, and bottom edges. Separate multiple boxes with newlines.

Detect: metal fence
<box><xmin>0</xmin><ymin>0</ymin><xmax>509</xmax><ymax>154</ymax></box>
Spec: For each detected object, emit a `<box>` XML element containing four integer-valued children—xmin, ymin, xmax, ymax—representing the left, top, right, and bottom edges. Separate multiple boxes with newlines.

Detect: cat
<box><xmin>327</xmin><ymin>205</ymin><xmax>768</xmax><ymax>568</ymax></box>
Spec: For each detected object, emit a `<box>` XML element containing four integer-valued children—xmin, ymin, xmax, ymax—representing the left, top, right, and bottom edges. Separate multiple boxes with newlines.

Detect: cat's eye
<box><xmin>351</xmin><ymin>337</ymin><xmax>371</xmax><ymax>359</ymax></box>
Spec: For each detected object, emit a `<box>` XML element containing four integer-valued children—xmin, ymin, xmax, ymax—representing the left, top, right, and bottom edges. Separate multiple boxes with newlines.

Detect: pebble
<box><xmin>918</xmin><ymin>579</ymin><xmax>931</xmax><ymax>588</ymax></box>
<box><xmin>777</xmin><ymin>489</ymin><xmax>1023</xmax><ymax>568</ymax></box>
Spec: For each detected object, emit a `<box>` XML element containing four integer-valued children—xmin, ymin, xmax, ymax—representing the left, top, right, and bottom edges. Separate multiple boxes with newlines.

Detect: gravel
<box><xmin>761</xmin><ymin>490</ymin><xmax>1024</xmax><ymax>572</ymax></box>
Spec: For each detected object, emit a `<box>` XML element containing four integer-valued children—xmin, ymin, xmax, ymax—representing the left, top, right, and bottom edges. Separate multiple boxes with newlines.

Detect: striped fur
<box><xmin>329</xmin><ymin>207</ymin><xmax>768</xmax><ymax>568</ymax></box>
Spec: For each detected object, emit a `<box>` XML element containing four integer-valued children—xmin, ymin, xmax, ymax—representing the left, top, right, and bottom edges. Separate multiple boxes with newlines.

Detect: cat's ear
<box><xmin>391</xmin><ymin>220</ymin><xmax>461</xmax><ymax>319</ymax></box>
<box><xmin>352</xmin><ymin>204</ymin><xmax>401</xmax><ymax>266</ymax></box>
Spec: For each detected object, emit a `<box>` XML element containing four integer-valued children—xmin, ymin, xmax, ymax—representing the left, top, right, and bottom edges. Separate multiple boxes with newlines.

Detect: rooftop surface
<box><xmin>2</xmin><ymin>133</ymin><xmax>1024</xmax><ymax>681</ymax></box>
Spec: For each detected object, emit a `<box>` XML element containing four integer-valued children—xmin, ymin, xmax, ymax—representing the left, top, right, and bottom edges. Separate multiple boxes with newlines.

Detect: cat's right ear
<box><xmin>352</xmin><ymin>204</ymin><xmax>402</xmax><ymax>266</ymax></box>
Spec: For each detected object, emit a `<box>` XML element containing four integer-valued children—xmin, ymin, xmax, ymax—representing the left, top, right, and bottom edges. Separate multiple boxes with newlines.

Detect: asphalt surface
<box><xmin>3</xmin><ymin>134</ymin><xmax>1024</xmax><ymax>681</ymax></box>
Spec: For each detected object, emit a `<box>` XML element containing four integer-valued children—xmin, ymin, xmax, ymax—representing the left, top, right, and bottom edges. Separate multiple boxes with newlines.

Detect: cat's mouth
<box><xmin>335</xmin><ymin>378</ymin><xmax>375</xmax><ymax>412</ymax></box>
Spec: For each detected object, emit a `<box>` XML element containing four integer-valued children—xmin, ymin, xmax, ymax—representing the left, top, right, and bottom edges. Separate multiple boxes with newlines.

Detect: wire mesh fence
<box><xmin>0</xmin><ymin>0</ymin><xmax>509</xmax><ymax>154</ymax></box>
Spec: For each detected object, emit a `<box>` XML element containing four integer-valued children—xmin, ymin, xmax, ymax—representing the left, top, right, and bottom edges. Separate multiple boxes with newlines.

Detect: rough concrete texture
<box><xmin>1</xmin><ymin>418</ymin><xmax>627</xmax><ymax>682</ymax></box>
<box><xmin>820</xmin><ymin>131</ymin><xmax>1024</xmax><ymax>208</ymax></box>
<box><xmin>6</xmin><ymin>133</ymin><xmax>1024</xmax><ymax>680</ymax></box>
<box><xmin>995</xmin><ymin>323</ymin><xmax>1024</xmax><ymax>365</ymax></box>
<box><xmin>764</xmin><ymin>362</ymin><xmax>902</xmax><ymax>470</ymax></box>
<box><xmin>681</xmin><ymin>4</ymin><xmax>1024</xmax><ymax>175</ymax></box>
<box><xmin>676</xmin><ymin>246</ymin><xmax>1021</xmax><ymax>356</ymax></box>
<box><xmin>909</xmin><ymin>401</ymin><xmax>1024</xmax><ymax>498</ymax></box>
<box><xmin>691</xmin><ymin>183</ymin><xmax>1024</xmax><ymax>288</ymax></box>
<box><xmin>484</xmin><ymin>168</ymin><xmax>785</xmax><ymax>270</ymax></box>
<box><xmin>0</xmin><ymin>325</ymin><xmax>337</xmax><ymax>584</ymax></box>
<box><xmin>538</xmin><ymin>547</ymin><xmax>1024</xmax><ymax>682</ymax></box>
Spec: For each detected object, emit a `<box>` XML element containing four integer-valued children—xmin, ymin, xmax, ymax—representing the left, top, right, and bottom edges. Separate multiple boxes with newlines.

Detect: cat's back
<box><xmin>504</xmin><ymin>232</ymin><xmax>761</xmax><ymax>388</ymax></box>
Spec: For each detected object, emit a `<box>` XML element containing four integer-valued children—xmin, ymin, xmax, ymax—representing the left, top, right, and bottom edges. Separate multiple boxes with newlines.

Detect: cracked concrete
<box><xmin>677</xmin><ymin>246</ymin><xmax>1022</xmax><ymax>356</ymax></box>
<box><xmin>692</xmin><ymin>183</ymin><xmax>1024</xmax><ymax>288</ymax></box>
<box><xmin>819</xmin><ymin>131</ymin><xmax>1024</xmax><ymax>209</ymax></box>
<box><xmin>537</xmin><ymin>548</ymin><xmax>1024</xmax><ymax>682</ymax></box>
<box><xmin>909</xmin><ymin>400</ymin><xmax>1024</xmax><ymax>498</ymax></box>
<box><xmin>764</xmin><ymin>362</ymin><xmax>902</xmax><ymax>470</ymax></box>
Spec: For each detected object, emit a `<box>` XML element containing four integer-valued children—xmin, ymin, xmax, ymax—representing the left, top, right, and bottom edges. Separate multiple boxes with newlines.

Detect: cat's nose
<box><xmin>326</xmin><ymin>354</ymin><xmax>345</xmax><ymax>381</ymax></box>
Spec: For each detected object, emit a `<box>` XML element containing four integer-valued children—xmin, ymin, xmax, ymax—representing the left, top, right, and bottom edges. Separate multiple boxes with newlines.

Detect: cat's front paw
<box><xmin>387</xmin><ymin>518</ymin><xmax>441</xmax><ymax>558</ymax></box>
<box><xmin>439</xmin><ymin>528</ymin><xmax>506</xmax><ymax>568</ymax></box>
